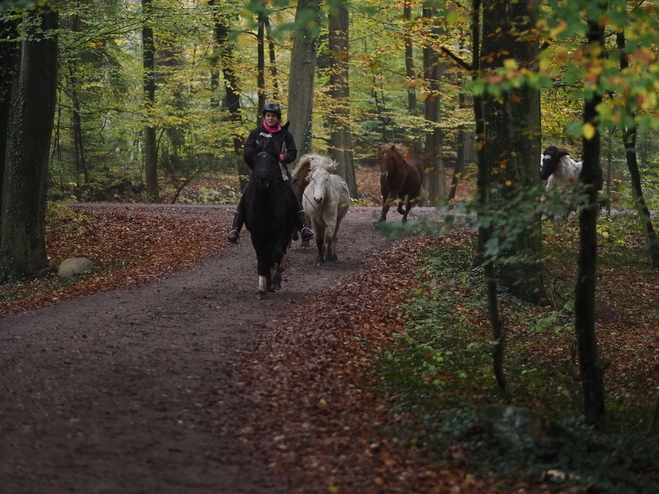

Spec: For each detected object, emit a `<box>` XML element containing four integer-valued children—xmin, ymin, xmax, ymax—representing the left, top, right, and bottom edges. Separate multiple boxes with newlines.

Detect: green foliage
<box><xmin>45</xmin><ymin>202</ymin><xmax>96</xmax><ymax>235</ymax></box>
<box><xmin>371</xmin><ymin>230</ymin><xmax>659</xmax><ymax>493</ymax></box>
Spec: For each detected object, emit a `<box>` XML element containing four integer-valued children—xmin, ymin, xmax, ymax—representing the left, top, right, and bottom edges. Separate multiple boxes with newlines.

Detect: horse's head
<box><xmin>540</xmin><ymin>145</ymin><xmax>560</xmax><ymax>180</ymax></box>
<box><xmin>251</xmin><ymin>151</ymin><xmax>279</xmax><ymax>189</ymax></box>
<box><xmin>308</xmin><ymin>166</ymin><xmax>331</xmax><ymax>205</ymax></box>
<box><xmin>377</xmin><ymin>143</ymin><xmax>400</xmax><ymax>169</ymax></box>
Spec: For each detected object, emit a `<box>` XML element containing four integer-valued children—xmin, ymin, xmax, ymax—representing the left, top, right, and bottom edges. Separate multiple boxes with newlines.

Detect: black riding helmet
<box><xmin>262</xmin><ymin>103</ymin><xmax>282</xmax><ymax>119</ymax></box>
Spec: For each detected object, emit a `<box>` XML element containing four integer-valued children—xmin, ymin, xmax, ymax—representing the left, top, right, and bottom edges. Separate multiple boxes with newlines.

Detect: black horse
<box><xmin>243</xmin><ymin>151</ymin><xmax>295</xmax><ymax>299</ymax></box>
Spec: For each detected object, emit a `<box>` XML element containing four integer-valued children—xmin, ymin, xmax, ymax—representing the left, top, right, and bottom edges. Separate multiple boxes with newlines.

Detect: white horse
<box><xmin>292</xmin><ymin>154</ymin><xmax>350</xmax><ymax>266</ymax></box>
<box><xmin>540</xmin><ymin>145</ymin><xmax>582</xmax><ymax>188</ymax></box>
<box><xmin>540</xmin><ymin>145</ymin><xmax>603</xmax><ymax>190</ymax></box>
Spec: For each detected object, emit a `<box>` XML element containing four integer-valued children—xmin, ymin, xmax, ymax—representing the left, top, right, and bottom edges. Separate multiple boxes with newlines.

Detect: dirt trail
<box><xmin>0</xmin><ymin>207</ymin><xmax>395</xmax><ymax>494</ymax></box>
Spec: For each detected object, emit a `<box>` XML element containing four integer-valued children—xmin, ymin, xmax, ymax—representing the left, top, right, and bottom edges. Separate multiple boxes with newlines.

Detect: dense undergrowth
<box><xmin>372</xmin><ymin>215</ymin><xmax>659</xmax><ymax>493</ymax></box>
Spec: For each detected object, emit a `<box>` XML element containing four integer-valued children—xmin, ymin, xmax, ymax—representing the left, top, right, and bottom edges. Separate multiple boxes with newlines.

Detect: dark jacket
<box><xmin>243</xmin><ymin>123</ymin><xmax>297</xmax><ymax>171</ymax></box>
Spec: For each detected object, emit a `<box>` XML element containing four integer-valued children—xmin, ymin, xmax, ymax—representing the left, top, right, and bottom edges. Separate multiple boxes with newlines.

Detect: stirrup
<box><xmin>227</xmin><ymin>230</ymin><xmax>239</xmax><ymax>243</ymax></box>
<box><xmin>300</xmin><ymin>227</ymin><xmax>314</xmax><ymax>241</ymax></box>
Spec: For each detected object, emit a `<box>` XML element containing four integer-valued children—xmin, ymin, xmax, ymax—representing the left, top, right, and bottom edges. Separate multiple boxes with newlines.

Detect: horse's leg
<box><xmin>379</xmin><ymin>192</ymin><xmax>397</xmax><ymax>222</ymax></box>
<box><xmin>255</xmin><ymin>243</ymin><xmax>272</xmax><ymax>299</ymax></box>
<box><xmin>401</xmin><ymin>199</ymin><xmax>412</xmax><ymax>223</ymax></box>
<box><xmin>315</xmin><ymin>229</ymin><xmax>325</xmax><ymax>266</ymax></box>
<box><xmin>271</xmin><ymin>241</ymin><xmax>288</xmax><ymax>291</ymax></box>
<box><xmin>257</xmin><ymin>273</ymin><xmax>268</xmax><ymax>299</ymax></box>
<box><xmin>397</xmin><ymin>198</ymin><xmax>406</xmax><ymax>215</ymax></box>
<box><xmin>325</xmin><ymin>220</ymin><xmax>338</xmax><ymax>264</ymax></box>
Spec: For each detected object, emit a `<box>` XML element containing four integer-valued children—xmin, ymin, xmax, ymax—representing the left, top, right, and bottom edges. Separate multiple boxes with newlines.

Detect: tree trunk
<box><xmin>329</xmin><ymin>2</ymin><xmax>357</xmax><ymax>197</ymax></box>
<box><xmin>257</xmin><ymin>11</ymin><xmax>266</xmax><ymax>120</ymax></box>
<box><xmin>68</xmin><ymin>73</ymin><xmax>89</xmax><ymax>185</ymax></box>
<box><xmin>0</xmin><ymin>6</ymin><xmax>58</xmax><ymax>281</ymax></box>
<box><xmin>472</xmin><ymin>0</ymin><xmax>508</xmax><ymax>394</ymax></box>
<box><xmin>616</xmin><ymin>31</ymin><xmax>659</xmax><ymax>268</ymax></box>
<box><xmin>0</xmin><ymin>15</ymin><xmax>20</xmax><ymax>224</ymax></box>
<box><xmin>287</xmin><ymin>0</ymin><xmax>321</xmax><ymax>158</ymax></box>
<box><xmin>403</xmin><ymin>2</ymin><xmax>423</xmax><ymax>157</ymax></box>
<box><xmin>265</xmin><ymin>18</ymin><xmax>279</xmax><ymax>101</ymax></box>
<box><xmin>480</xmin><ymin>0</ymin><xmax>544</xmax><ymax>303</ymax></box>
<box><xmin>211</xmin><ymin>3</ymin><xmax>246</xmax><ymax>189</ymax></box>
<box><xmin>422</xmin><ymin>7</ymin><xmax>444</xmax><ymax>207</ymax></box>
<box><xmin>575</xmin><ymin>19</ymin><xmax>606</xmax><ymax>427</ymax></box>
<box><xmin>142</xmin><ymin>0</ymin><xmax>159</xmax><ymax>202</ymax></box>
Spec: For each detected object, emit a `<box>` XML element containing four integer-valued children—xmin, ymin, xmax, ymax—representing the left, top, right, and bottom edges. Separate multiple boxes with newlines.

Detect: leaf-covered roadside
<box><xmin>0</xmin><ymin>205</ymin><xmax>233</xmax><ymax>315</ymax></box>
<box><xmin>222</xmin><ymin>217</ymin><xmax>659</xmax><ymax>493</ymax></box>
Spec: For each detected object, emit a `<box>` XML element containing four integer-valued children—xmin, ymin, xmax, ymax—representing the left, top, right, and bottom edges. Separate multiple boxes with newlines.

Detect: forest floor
<box><xmin>0</xmin><ymin>170</ymin><xmax>484</xmax><ymax>493</ymax></box>
<box><xmin>1</xmin><ymin>169</ymin><xmax>658</xmax><ymax>493</ymax></box>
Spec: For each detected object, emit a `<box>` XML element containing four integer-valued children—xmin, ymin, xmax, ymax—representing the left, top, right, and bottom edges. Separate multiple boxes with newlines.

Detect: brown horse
<box><xmin>377</xmin><ymin>143</ymin><xmax>423</xmax><ymax>222</ymax></box>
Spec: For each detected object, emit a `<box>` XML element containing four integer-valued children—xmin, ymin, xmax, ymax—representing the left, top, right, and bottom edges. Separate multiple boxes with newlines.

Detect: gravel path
<box><xmin>0</xmin><ymin>207</ymin><xmax>398</xmax><ymax>494</ymax></box>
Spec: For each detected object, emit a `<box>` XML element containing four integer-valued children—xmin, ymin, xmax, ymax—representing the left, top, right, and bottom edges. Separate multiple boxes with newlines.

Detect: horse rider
<box><xmin>227</xmin><ymin>103</ymin><xmax>315</xmax><ymax>244</ymax></box>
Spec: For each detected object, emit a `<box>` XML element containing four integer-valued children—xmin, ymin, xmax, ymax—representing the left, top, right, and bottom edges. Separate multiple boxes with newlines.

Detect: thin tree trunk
<box><xmin>142</xmin><ymin>0</ymin><xmax>159</xmax><ymax>202</ymax></box>
<box><xmin>0</xmin><ymin>6</ymin><xmax>58</xmax><ymax>280</ymax></box>
<box><xmin>422</xmin><ymin>7</ymin><xmax>444</xmax><ymax>207</ymax></box>
<box><xmin>69</xmin><ymin>76</ymin><xmax>89</xmax><ymax>185</ymax></box>
<box><xmin>265</xmin><ymin>18</ymin><xmax>279</xmax><ymax>102</ymax></box>
<box><xmin>576</xmin><ymin>18</ymin><xmax>607</xmax><ymax>427</ymax></box>
<box><xmin>449</xmin><ymin>92</ymin><xmax>466</xmax><ymax>202</ymax></box>
<box><xmin>616</xmin><ymin>31</ymin><xmax>659</xmax><ymax>268</ymax></box>
<box><xmin>257</xmin><ymin>11</ymin><xmax>266</xmax><ymax>119</ymax></box>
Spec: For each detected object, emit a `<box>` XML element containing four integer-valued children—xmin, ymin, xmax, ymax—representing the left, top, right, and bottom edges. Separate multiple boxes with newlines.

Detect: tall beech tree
<box><xmin>328</xmin><ymin>0</ymin><xmax>357</xmax><ymax>196</ymax></box>
<box><xmin>0</xmin><ymin>5</ymin><xmax>58</xmax><ymax>280</ymax></box>
<box><xmin>0</xmin><ymin>15</ymin><xmax>20</xmax><ymax>219</ymax></box>
<box><xmin>287</xmin><ymin>0</ymin><xmax>321</xmax><ymax>158</ymax></box>
<box><xmin>422</xmin><ymin>6</ymin><xmax>444</xmax><ymax>207</ymax></box>
<box><xmin>211</xmin><ymin>2</ymin><xmax>247</xmax><ymax>189</ymax></box>
<box><xmin>479</xmin><ymin>0</ymin><xmax>544</xmax><ymax>303</ymax></box>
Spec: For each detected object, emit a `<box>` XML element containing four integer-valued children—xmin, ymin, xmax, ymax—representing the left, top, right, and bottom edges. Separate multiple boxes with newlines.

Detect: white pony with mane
<box><xmin>540</xmin><ymin>145</ymin><xmax>582</xmax><ymax>188</ymax></box>
<box><xmin>292</xmin><ymin>153</ymin><xmax>350</xmax><ymax>266</ymax></box>
<box><xmin>540</xmin><ymin>145</ymin><xmax>603</xmax><ymax>190</ymax></box>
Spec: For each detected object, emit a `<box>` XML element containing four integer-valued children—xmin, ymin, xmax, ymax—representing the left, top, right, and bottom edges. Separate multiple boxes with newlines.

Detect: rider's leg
<box><xmin>284</xmin><ymin>181</ymin><xmax>314</xmax><ymax>241</ymax></box>
<box><xmin>227</xmin><ymin>194</ymin><xmax>246</xmax><ymax>243</ymax></box>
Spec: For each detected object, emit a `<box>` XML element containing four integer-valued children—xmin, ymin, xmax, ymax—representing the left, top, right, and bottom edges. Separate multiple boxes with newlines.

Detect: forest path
<box><xmin>0</xmin><ymin>206</ymin><xmax>418</xmax><ymax>494</ymax></box>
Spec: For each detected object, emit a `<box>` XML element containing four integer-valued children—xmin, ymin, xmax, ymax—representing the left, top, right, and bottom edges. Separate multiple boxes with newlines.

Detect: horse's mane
<box><xmin>291</xmin><ymin>153</ymin><xmax>338</xmax><ymax>179</ymax></box>
<box><xmin>557</xmin><ymin>147</ymin><xmax>573</xmax><ymax>158</ymax></box>
<box><xmin>378</xmin><ymin>142</ymin><xmax>408</xmax><ymax>158</ymax></box>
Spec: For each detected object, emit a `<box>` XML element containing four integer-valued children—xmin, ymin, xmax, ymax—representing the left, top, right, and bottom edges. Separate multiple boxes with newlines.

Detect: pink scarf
<box><xmin>263</xmin><ymin>122</ymin><xmax>281</xmax><ymax>133</ymax></box>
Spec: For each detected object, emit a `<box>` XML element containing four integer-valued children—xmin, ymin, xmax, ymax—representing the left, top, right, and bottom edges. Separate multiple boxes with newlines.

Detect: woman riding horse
<box><xmin>227</xmin><ymin>103</ymin><xmax>314</xmax><ymax>244</ymax></box>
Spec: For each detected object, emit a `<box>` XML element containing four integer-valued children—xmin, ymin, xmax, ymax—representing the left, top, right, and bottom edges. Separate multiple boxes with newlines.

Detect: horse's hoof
<box><xmin>256</xmin><ymin>292</ymin><xmax>266</xmax><ymax>300</ymax></box>
<box><xmin>271</xmin><ymin>283</ymin><xmax>281</xmax><ymax>292</ymax></box>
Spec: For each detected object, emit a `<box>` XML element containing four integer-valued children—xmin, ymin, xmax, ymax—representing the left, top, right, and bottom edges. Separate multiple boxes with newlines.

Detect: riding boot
<box><xmin>227</xmin><ymin>210</ymin><xmax>244</xmax><ymax>243</ymax></box>
<box><xmin>295</xmin><ymin>210</ymin><xmax>314</xmax><ymax>241</ymax></box>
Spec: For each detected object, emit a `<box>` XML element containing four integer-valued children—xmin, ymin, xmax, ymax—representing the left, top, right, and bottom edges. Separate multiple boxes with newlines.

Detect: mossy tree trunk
<box><xmin>0</xmin><ymin>6</ymin><xmax>58</xmax><ymax>281</ymax></box>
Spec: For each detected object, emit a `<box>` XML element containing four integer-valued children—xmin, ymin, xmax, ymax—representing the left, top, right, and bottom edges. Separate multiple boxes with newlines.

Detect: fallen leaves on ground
<box><xmin>0</xmin><ymin>206</ymin><xmax>233</xmax><ymax>316</ymax></box>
